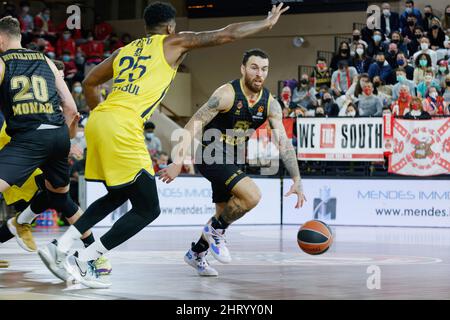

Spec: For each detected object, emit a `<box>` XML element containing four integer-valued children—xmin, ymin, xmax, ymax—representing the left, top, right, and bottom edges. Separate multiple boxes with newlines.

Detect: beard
<box><xmin>244</xmin><ymin>74</ymin><xmax>264</xmax><ymax>94</ymax></box>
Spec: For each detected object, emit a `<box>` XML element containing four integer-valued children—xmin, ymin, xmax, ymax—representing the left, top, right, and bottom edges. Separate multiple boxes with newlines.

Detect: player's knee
<box><xmin>242</xmin><ymin>188</ymin><xmax>261</xmax><ymax>211</ymax></box>
<box><xmin>135</xmin><ymin>199</ymin><xmax>161</xmax><ymax>224</ymax></box>
<box><xmin>47</xmin><ymin>191</ymin><xmax>78</xmax><ymax>219</ymax></box>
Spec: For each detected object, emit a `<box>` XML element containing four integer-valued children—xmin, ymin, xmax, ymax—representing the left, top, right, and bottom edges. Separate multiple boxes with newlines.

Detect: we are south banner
<box><xmin>297</xmin><ymin>117</ymin><xmax>384</xmax><ymax>161</ymax></box>
<box><xmin>388</xmin><ymin>118</ymin><xmax>450</xmax><ymax>176</ymax></box>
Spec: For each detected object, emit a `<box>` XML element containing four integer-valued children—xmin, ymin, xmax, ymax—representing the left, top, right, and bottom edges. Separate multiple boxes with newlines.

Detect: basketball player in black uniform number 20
<box><xmin>0</xmin><ymin>17</ymin><xmax>110</xmax><ymax>278</ymax></box>
<box><xmin>160</xmin><ymin>49</ymin><xmax>306</xmax><ymax>276</ymax></box>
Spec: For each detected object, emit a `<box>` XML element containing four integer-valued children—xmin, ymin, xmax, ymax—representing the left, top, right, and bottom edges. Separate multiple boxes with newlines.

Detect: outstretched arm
<box><xmin>164</xmin><ymin>3</ymin><xmax>289</xmax><ymax>67</ymax></box>
<box><xmin>159</xmin><ymin>84</ymin><xmax>234</xmax><ymax>183</ymax></box>
<box><xmin>268</xmin><ymin>98</ymin><xmax>306</xmax><ymax>208</ymax></box>
<box><xmin>82</xmin><ymin>49</ymin><xmax>121</xmax><ymax>110</ymax></box>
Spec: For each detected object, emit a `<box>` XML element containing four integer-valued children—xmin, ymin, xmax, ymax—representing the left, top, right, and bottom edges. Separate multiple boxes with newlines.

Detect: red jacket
<box><xmin>80</xmin><ymin>41</ymin><xmax>104</xmax><ymax>58</ymax></box>
<box><xmin>56</xmin><ymin>37</ymin><xmax>76</xmax><ymax>57</ymax></box>
<box><xmin>94</xmin><ymin>22</ymin><xmax>113</xmax><ymax>41</ymax></box>
<box><xmin>34</xmin><ymin>14</ymin><xmax>55</xmax><ymax>33</ymax></box>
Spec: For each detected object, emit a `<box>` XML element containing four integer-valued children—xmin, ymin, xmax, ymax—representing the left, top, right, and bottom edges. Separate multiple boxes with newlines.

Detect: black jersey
<box><xmin>202</xmin><ymin>79</ymin><xmax>271</xmax><ymax>158</ymax></box>
<box><xmin>0</xmin><ymin>49</ymin><xmax>65</xmax><ymax>136</ymax></box>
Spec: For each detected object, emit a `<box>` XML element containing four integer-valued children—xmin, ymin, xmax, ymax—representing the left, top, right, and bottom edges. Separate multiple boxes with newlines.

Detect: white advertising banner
<box><xmin>86</xmin><ymin>177</ymin><xmax>281</xmax><ymax>227</ymax></box>
<box><xmin>388</xmin><ymin>118</ymin><xmax>450</xmax><ymax>176</ymax></box>
<box><xmin>283</xmin><ymin>178</ymin><xmax>450</xmax><ymax>227</ymax></box>
<box><xmin>297</xmin><ymin>117</ymin><xmax>385</xmax><ymax>161</ymax></box>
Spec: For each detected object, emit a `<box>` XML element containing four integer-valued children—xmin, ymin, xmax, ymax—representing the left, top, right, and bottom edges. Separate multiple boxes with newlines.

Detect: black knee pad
<box><xmin>47</xmin><ymin>191</ymin><xmax>79</xmax><ymax>219</ymax></box>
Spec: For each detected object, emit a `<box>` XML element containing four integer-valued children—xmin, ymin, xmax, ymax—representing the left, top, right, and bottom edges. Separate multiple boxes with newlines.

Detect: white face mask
<box><xmin>347</xmin><ymin>111</ymin><xmax>356</xmax><ymax>117</ymax></box>
<box><xmin>425</xmin><ymin>75</ymin><xmax>433</xmax><ymax>82</ymax></box>
<box><xmin>430</xmin><ymin>92</ymin><xmax>438</xmax><ymax>99</ymax></box>
<box><xmin>356</xmin><ymin>48</ymin><xmax>364</xmax><ymax>56</ymax></box>
<box><xmin>420</xmin><ymin>43</ymin><xmax>429</xmax><ymax>50</ymax></box>
<box><xmin>383</xmin><ymin>9</ymin><xmax>390</xmax><ymax>16</ymax></box>
<box><xmin>76</xmin><ymin>131</ymin><xmax>84</xmax><ymax>139</ymax></box>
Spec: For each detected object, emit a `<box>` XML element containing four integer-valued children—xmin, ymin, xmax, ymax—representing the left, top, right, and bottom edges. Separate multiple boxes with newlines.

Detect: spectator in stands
<box><xmin>121</xmin><ymin>33</ymin><xmax>132</xmax><ymax>46</ymax></box>
<box><xmin>344</xmin><ymin>73</ymin><xmax>371</xmax><ymax>104</ymax></box>
<box><xmin>368</xmin><ymin>52</ymin><xmax>393</xmax><ymax>84</ymax></box>
<box><xmin>367</xmin><ymin>29</ymin><xmax>385</xmax><ymax>57</ymax></box>
<box><xmin>35</xmin><ymin>37</ymin><xmax>55</xmax><ymax>59</ymax></box>
<box><xmin>413</xmin><ymin>37</ymin><xmax>437</xmax><ymax>69</ymax></box>
<box><xmin>34</xmin><ymin>6</ymin><xmax>56</xmax><ymax>39</ymax></box>
<box><xmin>386</xmin><ymin>31</ymin><xmax>408</xmax><ymax>56</ymax></box>
<box><xmin>19</xmin><ymin>1</ymin><xmax>33</xmax><ymax>34</ymax></box>
<box><xmin>401</xmin><ymin>14</ymin><xmax>418</xmax><ymax>42</ymax></box>
<box><xmin>72</xmin><ymin>82</ymin><xmax>88</xmax><ymax>115</ymax></box>
<box><xmin>437</xmin><ymin>60</ymin><xmax>449</xmax><ymax>88</ymax></box>
<box><xmin>330</xmin><ymin>41</ymin><xmax>352</xmax><ymax>71</ymax></box>
<box><xmin>293</xmin><ymin>74</ymin><xmax>317</xmax><ymax>110</ymax></box>
<box><xmin>400</xmin><ymin>1</ymin><xmax>422</xmax><ymax>30</ymax></box>
<box><xmin>443</xmin><ymin>75</ymin><xmax>450</xmax><ymax>106</ymax></box>
<box><xmin>1</xmin><ymin>2</ymin><xmax>17</xmax><ymax>18</ymax></box>
<box><xmin>341</xmin><ymin>100</ymin><xmax>359</xmax><ymax>117</ymax></box>
<box><xmin>391</xmin><ymin>84</ymin><xmax>413</xmax><ymax>116</ymax></box>
<box><xmin>320</xmin><ymin>91</ymin><xmax>339</xmax><ymax>116</ymax></box>
<box><xmin>429</xmin><ymin>18</ymin><xmax>446</xmax><ymax>50</ymax></box>
<box><xmin>357</xmin><ymin>82</ymin><xmax>383</xmax><ymax>116</ymax></box>
<box><xmin>395</xmin><ymin>52</ymin><xmax>414</xmax><ymax>80</ymax></box>
<box><xmin>290</xmin><ymin>106</ymin><xmax>306</xmax><ymax>118</ymax></box>
<box><xmin>57</xmin><ymin>30</ymin><xmax>76</xmax><ymax>58</ymax></box>
<box><xmin>62</xmin><ymin>50</ymin><xmax>77</xmax><ymax>82</ymax></box>
<box><xmin>407</xmin><ymin>26</ymin><xmax>424</xmax><ymax>54</ymax></box>
<box><xmin>385</xmin><ymin>42</ymin><xmax>399</xmax><ymax>68</ymax></box>
<box><xmin>413</xmin><ymin>54</ymin><xmax>433</xmax><ymax>84</ymax></box>
<box><xmin>94</xmin><ymin>14</ymin><xmax>113</xmax><ymax>42</ymax></box>
<box><xmin>350</xmin><ymin>29</ymin><xmax>367</xmax><ymax>56</ymax></box>
<box><xmin>381</xmin><ymin>2</ymin><xmax>400</xmax><ymax>37</ymax></box>
<box><xmin>422</xmin><ymin>86</ymin><xmax>445</xmax><ymax>115</ymax></box>
<box><xmin>442</xmin><ymin>5</ymin><xmax>450</xmax><ymax>30</ymax></box>
<box><xmin>393</xmin><ymin>67</ymin><xmax>416</xmax><ymax>100</ymax></box>
<box><xmin>311</xmin><ymin>57</ymin><xmax>332</xmax><ymax>91</ymax></box>
<box><xmin>144</xmin><ymin>121</ymin><xmax>162</xmax><ymax>156</ymax></box>
<box><xmin>80</xmin><ymin>31</ymin><xmax>104</xmax><ymax>65</ymax></box>
<box><xmin>70</xmin><ymin>124</ymin><xmax>86</xmax><ymax>161</ymax></box>
<box><xmin>352</xmin><ymin>43</ymin><xmax>372</xmax><ymax>74</ymax></box>
<box><xmin>153</xmin><ymin>152</ymin><xmax>169</xmax><ymax>173</ymax></box>
<box><xmin>108</xmin><ymin>33</ymin><xmax>124</xmax><ymax>52</ymax></box>
<box><xmin>314</xmin><ymin>106</ymin><xmax>325</xmax><ymax>117</ymax></box>
<box><xmin>403</xmin><ymin>97</ymin><xmax>431</xmax><ymax>119</ymax></box>
<box><xmin>279</xmin><ymin>85</ymin><xmax>296</xmax><ymax>111</ymax></box>
<box><xmin>331</xmin><ymin>60</ymin><xmax>358</xmax><ymax>97</ymax></box>
<box><xmin>373</xmin><ymin>75</ymin><xmax>392</xmax><ymax>107</ymax></box>
<box><xmin>416</xmin><ymin>69</ymin><xmax>440</xmax><ymax>98</ymax></box>
<box><xmin>422</xmin><ymin>5</ymin><xmax>439</xmax><ymax>33</ymax></box>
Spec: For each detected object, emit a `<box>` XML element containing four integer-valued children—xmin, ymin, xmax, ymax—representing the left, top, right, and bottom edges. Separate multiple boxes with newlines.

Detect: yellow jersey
<box><xmin>95</xmin><ymin>34</ymin><xmax>177</xmax><ymax>122</ymax></box>
<box><xmin>85</xmin><ymin>34</ymin><xmax>177</xmax><ymax>187</ymax></box>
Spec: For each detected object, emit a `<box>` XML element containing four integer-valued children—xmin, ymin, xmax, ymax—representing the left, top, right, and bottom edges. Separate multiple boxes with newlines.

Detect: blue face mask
<box><xmin>396</xmin><ymin>75</ymin><xmax>406</xmax><ymax>82</ymax></box>
<box><xmin>405</xmin><ymin>8</ymin><xmax>412</xmax><ymax>14</ymax></box>
<box><xmin>159</xmin><ymin>164</ymin><xmax>168</xmax><ymax>169</ymax></box>
<box><xmin>397</xmin><ymin>59</ymin><xmax>405</xmax><ymax>66</ymax></box>
<box><xmin>145</xmin><ymin>132</ymin><xmax>154</xmax><ymax>140</ymax></box>
<box><xmin>63</xmin><ymin>55</ymin><xmax>70</xmax><ymax>62</ymax></box>
<box><xmin>373</xmin><ymin>35</ymin><xmax>382</xmax><ymax>42</ymax></box>
<box><xmin>74</xmin><ymin>86</ymin><xmax>82</xmax><ymax>94</ymax></box>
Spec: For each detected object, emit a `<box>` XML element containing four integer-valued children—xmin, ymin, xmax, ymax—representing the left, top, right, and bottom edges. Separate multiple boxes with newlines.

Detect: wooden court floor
<box><xmin>1</xmin><ymin>225</ymin><xmax>450</xmax><ymax>300</ymax></box>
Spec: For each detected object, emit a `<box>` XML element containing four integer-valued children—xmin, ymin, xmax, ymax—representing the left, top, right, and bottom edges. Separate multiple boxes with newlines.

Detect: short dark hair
<box><xmin>0</xmin><ymin>16</ymin><xmax>21</xmax><ymax>38</ymax></box>
<box><xmin>316</xmin><ymin>57</ymin><xmax>327</xmax><ymax>63</ymax></box>
<box><xmin>20</xmin><ymin>1</ymin><xmax>30</xmax><ymax>7</ymax></box>
<box><xmin>143</xmin><ymin>2</ymin><xmax>176</xmax><ymax>30</ymax></box>
<box><xmin>242</xmin><ymin>48</ymin><xmax>269</xmax><ymax>65</ymax></box>
<box><xmin>406</xmin><ymin>0</ymin><xmax>414</xmax><ymax>6</ymax></box>
<box><xmin>144</xmin><ymin>121</ymin><xmax>155</xmax><ymax>130</ymax></box>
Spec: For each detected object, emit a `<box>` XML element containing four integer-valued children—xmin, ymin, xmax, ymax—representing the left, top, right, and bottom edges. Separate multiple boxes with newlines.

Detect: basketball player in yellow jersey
<box><xmin>42</xmin><ymin>1</ymin><xmax>289</xmax><ymax>288</ymax></box>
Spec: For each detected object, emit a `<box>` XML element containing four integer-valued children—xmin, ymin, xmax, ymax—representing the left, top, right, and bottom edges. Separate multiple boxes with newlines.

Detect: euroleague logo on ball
<box><xmin>297</xmin><ymin>220</ymin><xmax>333</xmax><ymax>255</ymax></box>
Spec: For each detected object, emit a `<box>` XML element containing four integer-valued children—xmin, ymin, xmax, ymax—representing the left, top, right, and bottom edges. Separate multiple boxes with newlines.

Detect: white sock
<box><xmin>78</xmin><ymin>240</ymin><xmax>109</xmax><ymax>262</ymax></box>
<box><xmin>17</xmin><ymin>206</ymin><xmax>39</xmax><ymax>224</ymax></box>
<box><xmin>57</xmin><ymin>225</ymin><xmax>82</xmax><ymax>253</ymax></box>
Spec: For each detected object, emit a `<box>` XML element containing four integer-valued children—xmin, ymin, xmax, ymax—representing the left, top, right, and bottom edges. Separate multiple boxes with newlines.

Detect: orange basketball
<box><xmin>297</xmin><ymin>220</ymin><xmax>333</xmax><ymax>255</ymax></box>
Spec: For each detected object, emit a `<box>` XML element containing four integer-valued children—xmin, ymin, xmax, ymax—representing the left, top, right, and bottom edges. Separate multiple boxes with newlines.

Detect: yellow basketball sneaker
<box><xmin>94</xmin><ymin>255</ymin><xmax>112</xmax><ymax>276</ymax></box>
<box><xmin>7</xmin><ymin>213</ymin><xmax>37</xmax><ymax>252</ymax></box>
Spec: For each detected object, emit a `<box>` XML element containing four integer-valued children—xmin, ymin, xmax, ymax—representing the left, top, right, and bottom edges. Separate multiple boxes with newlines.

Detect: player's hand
<box><xmin>68</xmin><ymin>112</ymin><xmax>81</xmax><ymax>139</ymax></box>
<box><xmin>158</xmin><ymin>163</ymin><xmax>183</xmax><ymax>184</ymax></box>
<box><xmin>266</xmin><ymin>2</ymin><xmax>290</xmax><ymax>29</ymax></box>
<box><xmin>285</xmin><ymin>182</ymin><xmax>306</xmax><ymax>209</ymax></box>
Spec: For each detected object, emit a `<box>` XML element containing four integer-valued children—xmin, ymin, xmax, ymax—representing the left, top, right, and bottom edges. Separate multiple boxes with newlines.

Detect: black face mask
<box><xmin>315</xmin><ymin>113</ymin><xmax>325</xmax><ymax>117</ymax></box>
<box><xmin>353</xmin><ymin>35</ymin><xmax>360</xmax><ymax>41</ymax></box>
<box><xmin>341</xmin><ymin>48</ymin><xmax>349</xmax><ymax>54</ymax></box>
<box><xmin>323</xmin><ymin>98</ymin><xmax>332</xmax><ymax>103</ymax></box>
<box><xmin>300</xmin><ymin>79</ymin><xmax>308</xmax><ymax>85</ymax></box>
<box><xmin>447</xmin><ymin>12</ymin><xmax>450</xmax><ymax>17</ymax></box>
<box><xmin>415</xmin><ymin>34</ymin><xmax>422</xmax><ymax>39</ymax></box>
<box><xmin>373</xmin><ymin>82</ymin><xmax>381</xmax><ymax>88</ymax></box>
<box><xmin>377</xmin><ymin>61</ymin><xmax>384</xmax><ymax>67</ymax></box>
<box><xmin>431</xmin><ymin>25</ymin><xmax>439</xmax><ymax>30</ymax></box>
<box><xmin>391</xmin><ymin>39</ymin><xmax>399</xmax><ymax>44</ymax></box>
<box><xmin>424</xmin><ymin>12</ymin><xmax>432</xmax><ymax>18</ymax></box>
<box><xmin>447</xmin><ymin>81</ymin><xmax>450</xmax><ymax>86</ymax></box>
<box><xmin>408</xmin><ymin>21</ymin><xmax>415</xmax><ymax>26</ymax></box>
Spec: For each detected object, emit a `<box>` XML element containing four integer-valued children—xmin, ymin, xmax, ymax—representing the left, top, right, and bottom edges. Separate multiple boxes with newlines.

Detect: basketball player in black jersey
<box><xmin>160</xmin><ymin>49</ymin><xmax>306</xmax><ymax>276</ymax></box>
<box><xmin>0</xmin><ymin>17</ymin><xmax>109</xmax><ymax>277</ymax></box>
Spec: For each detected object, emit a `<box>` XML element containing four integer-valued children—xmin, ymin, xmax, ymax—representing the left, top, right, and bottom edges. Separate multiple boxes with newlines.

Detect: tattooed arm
<box><xmin>163</xmin><ymin>3</ymin><xmax>289</xmax><ymax>67</ymax></box>
<box><xmin>268</xmin><ymin>97</ymin><xmax>306</xmax><ymax>208</ymax></box>
<box><xmin>159</xmin><ymin>84</ymin><xmax>234</xmax><ymax>183</ymax></box>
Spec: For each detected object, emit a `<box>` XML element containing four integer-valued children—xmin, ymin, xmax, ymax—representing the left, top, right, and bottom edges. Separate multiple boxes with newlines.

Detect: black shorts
<box><xmin>0</xmin><ymin>125</ymin><xmax>71</xmax><ymax>189</ymax></box>
<box><xmin>195</xmin><ymin>162</ymin><xmax>247</xmax><ymax>203</ymax></box>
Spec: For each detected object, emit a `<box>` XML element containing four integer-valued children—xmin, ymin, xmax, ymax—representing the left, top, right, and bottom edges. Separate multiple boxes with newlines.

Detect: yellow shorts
<box><xmin>3</xmin><ymin>169</ymin><xmax>41</xmax><ymax>206</ymax></box>
<box><xmin>85</xmin><ymin>106</ymin><xmax>154</xmax><ymax>188</ymax></box>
